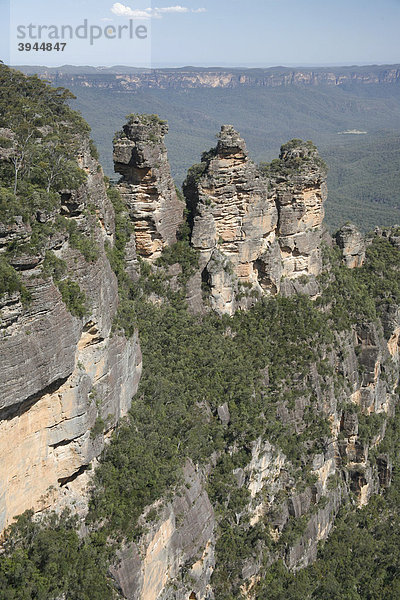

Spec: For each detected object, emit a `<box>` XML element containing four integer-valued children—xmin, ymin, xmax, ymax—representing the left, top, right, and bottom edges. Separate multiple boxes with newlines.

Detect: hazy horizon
<box><xmin>2</xmin><ymin>0</ymin><xmax>400</xmax><ymax>69</ymax></box>
<box><xmin>11</xmin><ymin>61</ymin><xmax>400</xmax><ymax>71</ymax></box>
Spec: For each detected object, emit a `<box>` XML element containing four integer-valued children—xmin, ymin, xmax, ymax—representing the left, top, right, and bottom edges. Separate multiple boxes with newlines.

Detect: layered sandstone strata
<box><xmin>272</xmin><ymin>139</ymin><xmax>327</xmax><ymax>294</ymax></box>
<box><xmin>184</xmin><ymin>126</ymin><xmax>327</xmax><ymax>314</ymax></box>
<box><xmin>114</xmin><ymin>114</ymin><xmax>184</xmax><ymax>261</ymax></box>
<box><xmin>112</xmin><ymin>461</ymin><xmax>215</xmax><ymax>600</ymax></box>
<box><xmin>0</xmin><ymin>137</ymin><xmax>142</xmax><ymax>532</ymax></box>
<box><xmin>335</xmin><ymin>223</ymin><xmax>366</xmax><ymax>268</ymax></box>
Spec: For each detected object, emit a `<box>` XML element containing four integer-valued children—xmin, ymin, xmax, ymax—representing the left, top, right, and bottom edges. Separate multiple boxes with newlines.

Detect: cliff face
<box><xmin>113</xmin><ymin>115</ymin><xmax>184</xmax><ymax>262</ymax></box>
<box><xmin>243</xmin><ymin>313</ymin><xmax>398</xmax><ymax>572</ymax></box>
<box><xmin>184</xmin><ymin>126</ymin><xmax>326</xmax><ymax>314</ymax></box>
<box><xmin>26</xmin><ymin>65</ymin><xmax>400</xmax><ymax>90</ymax></box>
<box><xmin>109</xmin><ymin>281</ymin><xmax>399</xmax><ymax>599</ymax></box>
<box><xmin>0</xmin><ymin>137</ymin><xmax>142</xmax><ymax>532</ymax></box>
<box><xmin>335</xmin><ymin>223</ymin><xmax>366</xmax><ymax>268</ymax></box>
<box><xmin>112</xmin><ymin>462</ymin><xmax>215</xmax><ymax>600</ymax></box>
<box><xmin>273</xmin><ymin>141</ymin><xmax>326</xmax><ymax>288</ymax></box>
<box><xmin>104</xmin><ymin>122</ymin><xmax>399</xmax><ymax>600</ymax></box>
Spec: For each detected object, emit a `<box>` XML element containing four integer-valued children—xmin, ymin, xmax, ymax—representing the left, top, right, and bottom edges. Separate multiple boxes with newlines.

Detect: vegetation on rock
<box><xmin>1</xmin><ymin>65</ymin><xmax>400</xmax><ymax>600</ymax></box>
<box><xmin>0</xmin><ymin>255</ymin><xmax>30</xmax><ymax>303</ymax></box>
<box><xmin>1</xmin><ymin>231</ymin><xmax>399</xmax><ymax>598</ymax></box>
<box><xmin>0</xmin><ymin>64</ymin><xmax>98</xmax><ymax>317</ymax></box>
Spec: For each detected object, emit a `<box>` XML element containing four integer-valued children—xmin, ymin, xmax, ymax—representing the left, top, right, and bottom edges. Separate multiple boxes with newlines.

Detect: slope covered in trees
<box><xmin>1</xmin><ymin>224</ymin><xmax>400</xmax><ymax>599</ymax></box>
<box><xmin>1</xmin><ymin>65</ymin><xmax>400</xmax><ymax>599</ymax></box>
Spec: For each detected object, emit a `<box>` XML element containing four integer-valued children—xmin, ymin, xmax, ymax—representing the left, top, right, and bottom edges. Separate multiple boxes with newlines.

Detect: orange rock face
<box><xmin>184</xmin><ymin>127</ymin><xmax>328</xmax><ymax>314</ymax></box>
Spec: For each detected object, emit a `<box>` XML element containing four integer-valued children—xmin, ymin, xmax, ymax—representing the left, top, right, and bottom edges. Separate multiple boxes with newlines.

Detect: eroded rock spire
<box><xmin>113</xmin><ymin>114</ymin><xmax>184</xmax><ymax>261</ymax></box>
<box><xmin>184</xmin><ymin>126</ymin><xmax>328</xmax><ymax>314</ymax></box>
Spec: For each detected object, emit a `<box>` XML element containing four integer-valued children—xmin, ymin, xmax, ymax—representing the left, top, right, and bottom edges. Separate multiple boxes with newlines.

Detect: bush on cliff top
<box><xmin>260</xmin><ymin>138</ymin><xmax>327</xmax><ymax>179</ymax></box>
<box><xmin>125</xmin><ymin>113</ymin><xmax>167</xmax><ymax>126</ymax></box>
<box><xmin>0</xmin><ymin>64</ymin><xmax>99</xmax><ymax>304</ymax></box>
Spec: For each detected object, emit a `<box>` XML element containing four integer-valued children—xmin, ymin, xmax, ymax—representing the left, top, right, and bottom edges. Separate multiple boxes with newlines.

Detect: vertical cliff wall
<box><xmin>106</xmin><ymin>121</ymin><xmax>399</xmax><ymax>599</ymax></box>
<box><xmin>0</xmin><ymin>136</ymin><xmax>142</xmax><ymax>532</ymax></box>
<box><xmin>108</xmin><ymin>269</ymin><xmax>399</xmax><ymax>600</ymax></box>
<box><xmin>335</xmin><ymin>223</ymin><xmax>366</xmax><ymax>268</ymax></box>
<box><xmin>1</xmin><ymin>94</ymin><xmax>399</xmax><ymax>600</ymax></box>
<box><xmin>112</xmin><ymin>461</ymin><xmax>215</xmax><ymax>600</ymax></box>
<box><xmin>272</xmin><ymin>139</ymin><xmax>327</xmax><ymax>295</ymax></box>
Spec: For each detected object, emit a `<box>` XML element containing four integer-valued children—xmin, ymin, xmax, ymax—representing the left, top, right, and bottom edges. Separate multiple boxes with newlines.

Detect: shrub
<box><xmin>0</xmin><ymin>256</ymin><xmax>30</xmax><ymax>303</ymax></box>
<box><xmin>91</xmin><ymin>417</ymin><xmax>105</xmax><ymax>439</ymax></box>
<box><xmin>41</xmin><ymin>250</ymin><xmax>67</xmax><ymax>280</ymax></box>
<box><xmin>57</xmin><ymin>278</ymin><xmax>87</xmax><ymax>318</ymax></box>
<box><xmin>89</xmin><ymin>139</ymin><xmax>99</xmax><ymax>160</ymax></box>
<box><xmin>62</xmin><ymin>218</ymin><xmax>99</xmax><ymax>263</ymax></box>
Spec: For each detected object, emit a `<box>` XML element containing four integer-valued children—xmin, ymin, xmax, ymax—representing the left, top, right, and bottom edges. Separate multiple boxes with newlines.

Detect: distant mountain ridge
<box><xmin>16</xmin><ymin>64</ymin><xmax>400</xmax><ymax>89</ymax></box>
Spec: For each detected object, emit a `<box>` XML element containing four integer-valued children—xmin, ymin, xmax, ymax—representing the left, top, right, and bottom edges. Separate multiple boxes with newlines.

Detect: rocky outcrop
<box><xmin>336</xmin><ymin>315</ymin><xmax>399</xmax><ymax>505</ymax></box>
<box><xmin>113</xmin><ymin>273</ymin><xmax>399</xmax><ymax>600</ymax></box>
<box><xmin>227</xmin><ymin>305</ymin><xmax>398</xmax><ymax>590</ymax></box>
<box><xmin>112</xmin><ymin>461</ymin><xmax>215</xmax><ymax>600</ymax></box>
<box><xmin>0</xmin><ymin>137</ymin><xmax>142</xmax><ymax>532</ymax></box>
<box><xmin>184</xmin><ymin>127</ymin><xmax>327</xmax><ymax>314</ymax></box>
<box><xmin>335</xmin><ymin>223</ymin><xmax>366</xmax><ymax>268</ymax></box>
<box><xmin>114</xmin><ymin>115</ymin><xmax>184</xmax><ymax>261</ymax></box>
<box><xmin>1</xmin><ymin>94</ymin><xmax>399</xmax><ymax>600</ymax></box>
<box><xmin>184</xmin><ymin>125</ymin><xmax>278</xmax><ymax>314</ymax></box>
<box><xmin>273</xmin><ymin>140</ymin><xmax>327</xmax><ymax>285</ymax></box>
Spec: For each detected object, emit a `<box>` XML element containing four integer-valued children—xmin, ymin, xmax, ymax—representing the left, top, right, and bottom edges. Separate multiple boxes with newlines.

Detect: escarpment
<box><xmin>27</xmin><ymin>65</ymin><xmax>400</xmax><ymax>91</ymax></box>
<box><xmin>0</xmin><ymin>88</ymin><xmax>142</xmax><ymax>530</ymax></box>
<box><xmin>106</xmin><ymin>224</ymin><xmax>400</xmax><ymax>599</ymax></box>
<box><xmin>111</xmin><ymin>461</ymin><xmax>215</xmax><ymax>600</ymax></box>
<box><xmin>113</xmin><ymin>114</ymin><xmax>184</xmax><ymax>262</ymax></box>
<box><xmin>183</xmin><ymin>126</ymin><xmax>327</xmax><ymax>314</ymax></box>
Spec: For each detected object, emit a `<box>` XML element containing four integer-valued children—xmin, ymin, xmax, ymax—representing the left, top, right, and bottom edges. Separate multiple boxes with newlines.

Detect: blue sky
<box><xmin>1</xmin><ymin>0</ymin><xmax>400</xmax><ymax>68</ymax></box>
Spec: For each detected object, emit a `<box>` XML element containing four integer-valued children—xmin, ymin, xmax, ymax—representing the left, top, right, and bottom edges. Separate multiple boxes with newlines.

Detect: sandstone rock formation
<box><xmin>1</xmin><ymin>92</ymin><xmax>400</xmax><ymax>600</ymax></box>
<box><xmin>273</xmin><ymin>139</ymin><xmax>327</xmax><ymax>284</ymax></box>
<box><xmin>184</xmin><ymin>126</ymin><xmax>327</xmax><ymax>314</ymax></box>
<box><xmin>112</xmin><ymin>232</ymin><xmax>399</xmax><ymax>600</ymax></box>
<box><xmin>0</xmin><ymin>136</ymin><xmax>142</xmax><ymax>532</ymax></box>
<box><xmin>112</xmin><ymin>461</ymin><xmax>215</xmax><ymax>600</ymax></box>
<box><xmin>114</xmin><ymin>114</ymin><xmax>184</xmax><ymax>261</ymax></box>
<box><xmin>335</xmin><ymin>223</ymin><xmax>366</xmax><ymax>268</ymax></box>
<box><xmin>119</xmin><ymin>295</ymin><xmax>399</xmax><ymax>598</ymax></box>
